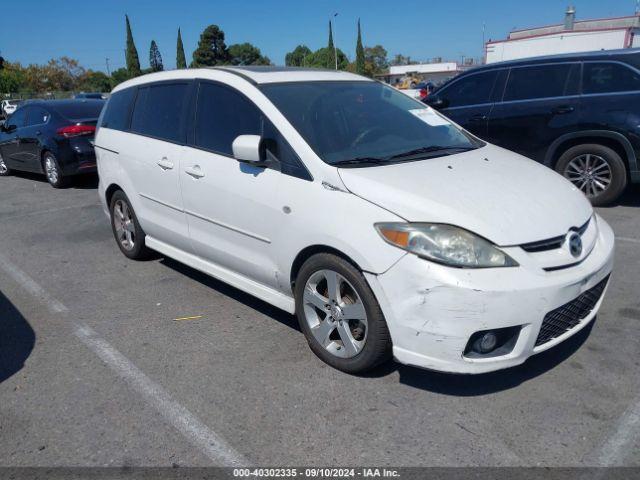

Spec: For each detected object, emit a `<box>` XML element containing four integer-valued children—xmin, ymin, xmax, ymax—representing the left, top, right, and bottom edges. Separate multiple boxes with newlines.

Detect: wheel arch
<box><xmin>105</xmin><ymin>183</ymin><xmax>124</xmax><ymax>208</ymax></box>
<box><xmin>545</xmin><ymin>130</ymin><xmax>637</xmax><ymax>175</ymax></box>
<box><xmin>289</xmin><ymin>245</ymin><xmax>365</xmax><ymax>289</ymax></box>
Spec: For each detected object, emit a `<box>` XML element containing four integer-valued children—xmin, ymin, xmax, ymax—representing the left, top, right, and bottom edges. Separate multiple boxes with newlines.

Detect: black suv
<box><xmin>424</xmin><ymin>48</ymin><xmax>640</xmax><ymax>205</ymax></box>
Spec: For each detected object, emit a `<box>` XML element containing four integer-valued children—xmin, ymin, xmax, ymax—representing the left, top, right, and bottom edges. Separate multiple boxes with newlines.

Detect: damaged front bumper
<box><xmin>364</xmin><ymin>214</ymin><xmax>615</xmax><ymax>374</ymax></box>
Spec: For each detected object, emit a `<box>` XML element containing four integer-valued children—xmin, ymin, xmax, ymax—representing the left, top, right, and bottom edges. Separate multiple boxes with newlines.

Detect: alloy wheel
<box><xmin>564</xmin><ymin>153</ymin><xmax>612</xmax><ymax>198</ymax></box>
<box><xmin>0</xmin><ymin>154</ymin><xmax>7</xmax><ymax>174</ymax></box>
<box><xmin>45</xmin><ymin>156</ymin><xmax>59</xmax><ymax>184</ymax></box>
<box><xmin>302</xmin><ymin>269</ymin><xmax>368</xmax><ymax>358</ymax></box>
<box><xmin>113</xmin><ymin>199</ymin><xmax>136</xmax><ymax>251</ymax></box>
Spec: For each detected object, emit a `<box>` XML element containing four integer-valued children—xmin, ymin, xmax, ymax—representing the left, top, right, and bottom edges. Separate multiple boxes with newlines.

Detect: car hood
<box><xmin>337</xmin><ymin>144</ymin><xmax>593</xmax><ymax>246</ymax></box>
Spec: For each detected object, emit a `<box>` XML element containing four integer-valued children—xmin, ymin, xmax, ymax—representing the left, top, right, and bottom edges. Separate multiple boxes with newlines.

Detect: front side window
<box><xmin>583</xmin><ymin>62</ymin><xmax>640</xmax><ymax>94</ymax></box>
<box><xmin>440</xmin><ymin>71</ymin><xmax>498</xmax><ymax>107</ymax></box>
<box><xmin>503</xmin><ymin>64</ymin><xmax>574</xmax><ymax>101</ymax></box>
<box><xmin>6</xmin><ymin>107</ymin><xmax>26</xmax><ymax>129</ymax></box>
<box><xmin>261</xmin><ymin>81</ymin><xmax>479</xmax><ymax>166</ymax></box>
<box><xmin>194</xmin><ymin>82</ymin><xmax>261</xmax><ymax>155</ymax></box>
<box><xmin>131</xmin><ymin>83</ymin><xmax>189</xmax><ymax>142</ymax></box>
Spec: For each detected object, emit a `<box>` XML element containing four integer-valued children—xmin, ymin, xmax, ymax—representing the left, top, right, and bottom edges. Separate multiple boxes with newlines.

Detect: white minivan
<box><xmin>96</xmin><ymin>67</ymin><xmax>614</xmax><ymax>374</ymax></box>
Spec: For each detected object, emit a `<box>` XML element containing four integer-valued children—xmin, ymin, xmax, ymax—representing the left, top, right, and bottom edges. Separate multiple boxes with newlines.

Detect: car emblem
<box><xmin>568</xmin><ymin>233</ymin><xmax>582</xmax><ymax>258</ymax></box>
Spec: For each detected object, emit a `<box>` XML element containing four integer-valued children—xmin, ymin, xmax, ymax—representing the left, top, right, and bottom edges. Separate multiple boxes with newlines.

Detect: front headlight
<box><xmin>375</xmin><ymin>223</ymin><xmax>518</xmax><ymax>268</ymax></box>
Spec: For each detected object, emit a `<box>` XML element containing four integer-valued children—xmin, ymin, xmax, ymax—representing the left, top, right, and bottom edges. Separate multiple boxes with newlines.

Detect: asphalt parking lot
<box><xmin>0</xmin><ymin>172</ymin><xmax>639</xmax><ymax>468</ymax></box>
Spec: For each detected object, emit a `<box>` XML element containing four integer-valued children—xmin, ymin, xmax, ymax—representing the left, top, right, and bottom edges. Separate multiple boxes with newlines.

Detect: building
<box><xmin>486</xmin><ymin>7</ymin><xmax>640</xmax><ymax>64</ymax></box>
<box><xmin>376</xmin><ymin>60</ymin><xmax>475</xmax><ymax>86</ymax></box>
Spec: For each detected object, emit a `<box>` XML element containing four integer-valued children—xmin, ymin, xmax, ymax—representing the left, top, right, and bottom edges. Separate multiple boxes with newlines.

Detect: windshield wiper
<box><xmin>332</xmin><ymin>157</ymin><xmax>388</xmax><ymax>167</ymax></box>
<box><xmin>388</xmin><ymin>145</ymin><xmax>476</xmax><ymax>161</ymax></box>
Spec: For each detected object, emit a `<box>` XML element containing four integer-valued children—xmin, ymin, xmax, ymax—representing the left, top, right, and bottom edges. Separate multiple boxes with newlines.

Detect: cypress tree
<box><xmin>176</xmin><ymin>28</ymin><xmax>187</xmax><ymax>69</ymax></box>
<box><xmin>355</xmin><ymin>19</ymin><xmax>365</xmax><ymax>75</ymax></box>
<box><xmin>149</xmin><ymin>40</ymin><xmax>163</xmax><ymax>71</ymax></box>
<box><xmin>125</xmin><ymin>15</ymin><xmax>141</xmax><ymax>77</ymax></box>
<box><xmin>327</xmin><ymin>21</ymin><xmax>336</xmax><ymax>69</ymax></box>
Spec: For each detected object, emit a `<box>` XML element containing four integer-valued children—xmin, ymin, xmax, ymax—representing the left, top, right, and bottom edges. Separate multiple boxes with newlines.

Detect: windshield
<box><xmin>260</xmin><ymin>81</ymin><xmax>481</xmax><ymax>166</ymax></box>
<box><xmin>54</xmin><ymin>101</ymin><xmax>105</xmax><ymax>120</ymax></box>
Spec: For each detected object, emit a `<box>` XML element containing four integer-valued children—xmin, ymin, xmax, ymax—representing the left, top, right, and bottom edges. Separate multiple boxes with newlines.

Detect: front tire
<box><xmin>0</xmin><ymin>152</ymin><xmax>11</xmax><ymax>176</ymax></box>
<box><xmin>109</xmin><ymin>190</ymin><xmax>151</xmax><ymax>260</ymax></box>
<box><xmin>555</xmin><ymin>144</ymin><xmax>627</xmax><ymax>206</ymax></box>
<box><xmin>43</xmin><ymin>151</ymin><xmax>70</xmax><ymax>188</ymax></box>
<box><xmin>294</xmin><ymin>253</ymin><xmax>392</xmax><ymax>373</ymax></box>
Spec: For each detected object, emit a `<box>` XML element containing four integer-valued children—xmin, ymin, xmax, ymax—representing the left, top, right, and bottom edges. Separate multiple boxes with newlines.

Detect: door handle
<box><xmin>157</xmin><ymin>158</ymin><xmax>174</xmax><ymax>170</ymax></box>
<box><xmin>185</xmin><ymin>165</ymin><xmax>205</xmax><ymax>179</ymax></box>
<box><xmin>552</xmin><ymin>106</ymin><xmax>574</xmax><ymax>115</ymax></box>
<box><xmin>469</xmin><ymin>114</ymin><xmax>488</xmax><ymax>122</ymax></box>
<box><xmin>35</xmin><ymin>131</ymin><xmax>42</xmax><ymax>136</ymax></box>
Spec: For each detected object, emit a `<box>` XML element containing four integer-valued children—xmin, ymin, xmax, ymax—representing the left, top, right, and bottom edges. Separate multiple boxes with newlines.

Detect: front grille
<box><xmin>520</xmin><ymin>217</ymin><xmax>591</xmax><ymax>253</ymax></box>
<box><xmin>535</xmin><ymin>275</ymin><xmax>609</xmax><ymax>347</ymax></box>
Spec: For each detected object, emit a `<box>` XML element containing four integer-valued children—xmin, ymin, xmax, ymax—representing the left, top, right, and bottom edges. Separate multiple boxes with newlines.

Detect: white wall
<box><xmin>389</xmin><ymin>62</ymin><xmax>458</xmax><ymax>75</ymax></box>
<box><xmin>486</xmin><ymin>29</ymin><xmax>630</xmax><ymax>64</ymax></box>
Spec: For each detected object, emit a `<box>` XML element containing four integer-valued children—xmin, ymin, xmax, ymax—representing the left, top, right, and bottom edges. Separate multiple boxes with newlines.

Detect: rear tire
<box><xmin>555</xmin><ymin>144</ymin><xmax>627</xmax><ymax>207</ymax></box>
<box><xmin>109</xmin><ymin>190</ymin><xmax>151</xmax><ymax>260</ymax></box>
<box><xmin>43</xmin><ymin>151</ymin><xmax>71</xmax><ymax>188</ymax></box>
<box><xmin>294</xmin><ymin>253</ymin><xmax>392</xmax><ymax>374</ymax></box>
<box><xmin>0</xmin><ymin>152</ymin><xmax>11</xmax><ymax>176</ymax></box>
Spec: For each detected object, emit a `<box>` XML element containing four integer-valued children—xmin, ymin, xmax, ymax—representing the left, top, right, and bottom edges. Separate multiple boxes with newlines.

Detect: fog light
<box><xmin>475</xmin><ymin>332</ymin><xmax>498</xmax><ymax>353</ymax></box>
<box><xmin>464</xmin><ymin>326</ymin><xmax>522</xmax><ymax>359</ymax></box>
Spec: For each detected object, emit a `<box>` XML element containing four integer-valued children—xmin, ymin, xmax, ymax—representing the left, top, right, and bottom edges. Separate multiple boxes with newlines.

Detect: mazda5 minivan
<box><xmin>95</xmin><ymin>67</ymin><xmax>614</xmax><ymax>374</ymax></box>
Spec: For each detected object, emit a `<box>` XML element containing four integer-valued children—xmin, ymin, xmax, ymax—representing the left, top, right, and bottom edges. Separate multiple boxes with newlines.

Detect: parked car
<box><xmin>1</xmin><ymin>99</ymin><xmax>22</xmax><ymax>118</ymax></box>
<box><xmin>0</xmin><ymin>99</ymin><xmax>105</xmax><ymax>187</ymax></box>
<box><xmin>424</xmin><ymin>48</ymin><xmax>640</xmax><ymax>206</ymax></box>
<box><xmin>95</xmin><ymin>67</ymin><xmax>614</xmax><ymax>374</ymax></box>
<box><xmin>75</xmin><ymin>92</ymin><xmax>104</xmax><ymax>100</ymax></box>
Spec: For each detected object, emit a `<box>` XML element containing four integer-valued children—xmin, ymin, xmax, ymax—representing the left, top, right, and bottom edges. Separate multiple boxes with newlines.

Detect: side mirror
<box><xmin>1</xmin><ymin>123</ymin><xmax>15</xmax><ymax>133</ymax></box>
<box><xmin>232</xmin><ymin>134</ymin><xmax>264</xmax><ymax>164</ymax></box>
<box><xmin>426</xmin><ymin>96</ymin><xmax>448</xmax><ymax>110</ymax></box>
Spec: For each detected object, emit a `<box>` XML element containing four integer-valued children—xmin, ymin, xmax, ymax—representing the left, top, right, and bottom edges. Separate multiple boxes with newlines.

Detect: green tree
<box><xmin>228</xmin><ymin>43</ymin><xmax>270</xmax><ymax>66</ymax></box>
<box><xmin>327</xmin><ymin>21</ymin><xmax>336</xmax><ymax>69</ymax></box>
<box><xmin>307</xmin><ymin>47</ymin><xmax>348</xmax><ymax>70</ymax></box>
<box><xmin>390</xmin><ymin>53</ymin><xmax>417</xmax><ymax>66</ymax></box>
<box><xmin>0</xmin><ymin>68</ymin><xmax>22</xmax><ymax>93</ymax></box>
<box><xmin>355</xmin><ymin>19</ymin><xmax>365</xmax><ymax>75</ymax></box>
<box><xmin>285</xmin><ymin>45</ymin><xmax>312</xmax><ymax>67</ymax></box>
<box><xmin>125</xmin><ymin>15</ymin><xmax>141</xmax><ymax>77</ymax></box>
<box><xmin>79</xmin><ymin>71</ymin><xmax>111</xmax><ymax>92</ymax></box>
<box><xmin>363</xmin><ymin>45</ymin><xmax>388</xmax><ymax>77</ymax></box>
<box><xmin>191</xmin><ymin>25</ymin><xmax>228</xmax><ymax>67</ymax></box>
<box><xmin>176</xmin><ymin>28</ymin><xmax>187</xmax><ymax>69</ymax></box>
<box><xmin>110</xmin><ymin>67</ymin><xmax>130</xmax><ymax>87</ymax></box>
<box><xmin>149</xmin><ymin>40</ymin><xmax>163</xmax><ymax>71</ymax></box>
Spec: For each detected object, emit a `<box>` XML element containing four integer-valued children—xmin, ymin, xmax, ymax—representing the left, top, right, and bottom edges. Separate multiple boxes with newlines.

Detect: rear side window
<box><xmin>28</xmin><ymin>107</ymin><xmax>50</xmax><ymax>126</ymax></box>
<box><xmin>100</xmin><ymin>88</ymin><xmax>136</xmax><ymax>131</ymax></box>
<box><xmin>130</xmin><ymin>83</ymin><xmax>189</xmax><ymax>142</ymax></box>
<box><xmin>583</xmin><ymin>62</ymin><xmax>640</xmax><ymax>94</ymax></box>
<box><xmin>504</xmin><ymin>64</ymin><xmax>574</xmax><ymax>101</ymax></box>
<box><xmin>440</xmin><ymin>71</ymin><xmax>497</xmax><ymax>107</ymax></box>
<box><xmin>6</xmin><ymin>107</ymin><xmax>26</xmax><ymax>128</ymax></box>
<box><xmin>194</xmin><ymin>82</ymin><xmax>261</xmax><ymax>154</ymax></box>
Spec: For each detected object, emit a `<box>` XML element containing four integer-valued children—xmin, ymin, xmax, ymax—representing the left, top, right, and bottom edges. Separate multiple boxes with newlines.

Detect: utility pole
<box><xmin>333</xmin><ymin>12</ymin><xmax>339</xmax><ymax>70</ymax></box>
<box><xmin>105</xmin><ymin>57</ymin><xmax>111</xmax><ymax>76</ymax></box>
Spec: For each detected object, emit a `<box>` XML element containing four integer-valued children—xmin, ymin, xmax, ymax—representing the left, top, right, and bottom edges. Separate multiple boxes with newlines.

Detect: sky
<box><xmin>0</xmin><ymin>0</ymin><xmax>636</xmax><ymax>72</ymax></box>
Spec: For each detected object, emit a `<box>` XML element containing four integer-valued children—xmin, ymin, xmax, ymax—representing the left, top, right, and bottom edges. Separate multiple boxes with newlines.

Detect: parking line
<box><xmin>0</xmin><ymin>254</ymin><xmax>247</xmax><ymax>467</ymax></box>
<box><xmin>616</xmin><ymin>237</ymin><xmax>640</xmax><ymax>245</ymax></box>
<box><xmin>595</xmin><ymin>396</ymin><xmax>640</xmax><ymax>466</ymax></box>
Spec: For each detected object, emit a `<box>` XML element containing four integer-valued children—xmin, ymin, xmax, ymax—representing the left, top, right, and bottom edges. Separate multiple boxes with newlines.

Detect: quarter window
<box><xmin>194</xmin><ymin>82</ymin><xmax>261</xmax><ymax>155</ymax></box>
<box><xmin>440</xmin><ymin>71</ymin><xmax>497</xmax><ymax>107</ymax></box>
<box><xmin>99</xmin><ymin>87</ymin><xmax>136</xmax><ymax>131</ymax></box>
<box><xmin>504</xmin><ymin>64</ymin><xmax>574</xmax><ymax>101</ymax></box>
<box><xmin>583</xmin><ymin>62</ymin><xmax>640</xmax><ymax>94</ymax></box>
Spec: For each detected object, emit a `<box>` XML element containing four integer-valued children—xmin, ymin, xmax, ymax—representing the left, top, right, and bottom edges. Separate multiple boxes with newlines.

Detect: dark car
<box><xmin>424</xmin><ymin>48</ymin><xmax>640</xmax><ymax>205</ymax></box>
<box><xmin>0</xmin><ymin>99</ymin><xmax>104</xmax><ymax>187</ymax></box>
<box><xmin>75</xmin><ymin>92</ymin><xmax>104</xmax><ymax>100</ymax></box>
